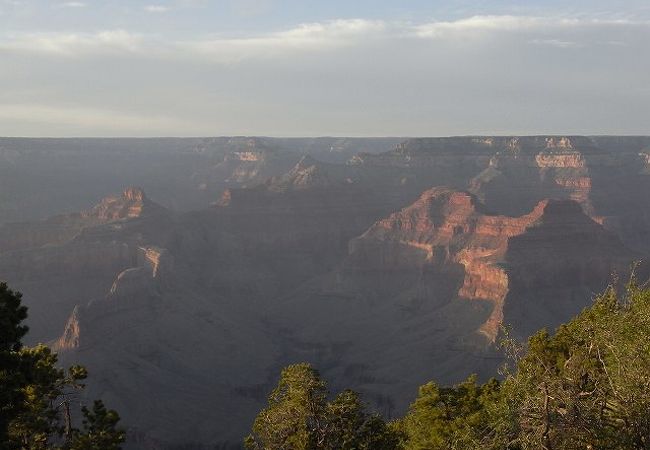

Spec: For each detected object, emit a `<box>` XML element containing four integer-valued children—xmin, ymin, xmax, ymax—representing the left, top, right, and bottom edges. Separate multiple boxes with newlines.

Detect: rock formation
<box><xmin>0</xmin><ymin>135</ymin><xmax>648</xmax><ymax>448</ymax></box>
<box><xmin>82</xmin><ymin>187</ymin><xmax>165</xmax><ymax>221</ymax></box>
<box><xmin>272</xmin><ymin>187</ymin><xmax>640</xmax><ymax>423</ymax></box>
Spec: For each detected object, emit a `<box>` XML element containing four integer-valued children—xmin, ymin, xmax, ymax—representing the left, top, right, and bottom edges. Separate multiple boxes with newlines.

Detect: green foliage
<box><xmin>7</xmin><ymin>346</ymin><xmax>89</xmax><ymax>449</ymax></box>
<box><xmin>249</xmin><ymin>280</ymin><xmax>650</xmax><ymax>450</ymax></box>
<box><xmin>395</xmin><ymin>376</ymin><xmax>501</xmax><ymax>450</ymax></box>
<box><xmin>502</xmin><ymin>281</ymin><xmax>650</xmax><ymax>450</ymax></box>
<box><xmin>66</xmin><ymin>400</ymin><xmax>126</xmax><ymax>450</ymax></box>
<box><xmin>0</xmin><ymin>282</ymin><xmax>29</xmax><ymax>445</ymax></box>
<box><xmin>246</xmin><ymin>363</ymin><xmax>328</xmax><ymax>449</ymax></box>
<box><xmin>0</xmin><ymin>282</ymin><xmax>125</xmax><ymax>449</ymax></box>
<box><xmin>325</xmin><ymin>390</ymin><xmax>397</xmax><ymax>450</ymax></box>
<box><xmin>245</xmin><ymin>363</ymin><xmax>399</xmax><ymax>450</ymax></box>
<box><xmin>0</xmin><ymin>282</ymin><xmax>28</xmax><ymax>353</ymax></box>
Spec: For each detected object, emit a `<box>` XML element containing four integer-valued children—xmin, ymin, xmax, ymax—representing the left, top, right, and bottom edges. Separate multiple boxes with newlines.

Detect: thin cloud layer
<box><xmin>1</xmin><ymin>16</ymin><xmax>647</xmax><ymax>60</ymax></box>
<box><xmin>59</xmin><ymin>2</ymin><xmax>86</xmax><ymax>8</ymax></box>
<box><xmin>143</xmin><ymin>4</ymin><xmax>170</xmax><ymax>13</ymax></box>
<box><xmin>0</xmin><ymin>14</ymin><xmax>649</xmax><ymax>136</ymax></box>
<box><xmin>0</xmin><ymin>30</ymin><xmax>145</xmax><ymax>55</ymax></box>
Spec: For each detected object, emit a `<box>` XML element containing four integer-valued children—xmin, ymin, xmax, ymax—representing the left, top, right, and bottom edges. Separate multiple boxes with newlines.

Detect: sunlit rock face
<box><xmin>0</xmin><ymin>187</ymin><xmax>167</xmax><ymax>252</ymax></box>
<box><xmin>347</xmin><ymin>188</ymin><xmax>541</xmax><ymax>340</ymax></box>
<box><xmin>0</xmin><ymin>135</ymin><xmax>648</xmax><ymax>448</ymax></box>
<box><xmin>54</xmin><ymin>245</ymin><xmax>174</xmax><ymax>352</ymax></box>
<box><xmin>535</xmin><ymin>151</ymin><xmax>585</xmax><ymax>168</ymax></box>
<box><xmin>83</xmin><ymin>187</ymin><xmax>165</xmax><ymax>221</ymax></box>
<box><xmin>346</xmin><ymin>188</ymin><xmax>634</xmax><ymax>341</ymax></box>
<box><xmin>0</xmin><ymin>188</ymin><xmax>171</xmax><ymax>344</ymax></box>
<box><xmin>273</xmin><ymin>187</ymin><xmax>640</xmax><ymax>427</ymax></box>
<box><xmin>137</xmin><ymin>246</ymin><xmax>173</xmax><ymax>278</ymax></box>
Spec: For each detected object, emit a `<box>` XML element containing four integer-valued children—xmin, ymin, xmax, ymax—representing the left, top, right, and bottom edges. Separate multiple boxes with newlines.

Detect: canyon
<box><xmin>0</xmin><ymin>136</ymin><xmax>648</xmax><ymax>448</ymax></box>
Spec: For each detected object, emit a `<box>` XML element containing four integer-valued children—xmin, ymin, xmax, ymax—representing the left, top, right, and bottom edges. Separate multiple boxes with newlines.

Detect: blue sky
<box><xmin>1</xmin><ymin>0</ymin><xmax>649</xmax><ymax>136</ymax></box>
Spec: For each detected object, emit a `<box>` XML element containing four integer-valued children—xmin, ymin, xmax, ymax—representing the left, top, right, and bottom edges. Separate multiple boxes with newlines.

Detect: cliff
<box><xmin>347</xmin><ymin>188</ymin><xmax>635</xmax><ymax>340</ymax></box>
<box><xmin>348</xmin><ymin>188</ymin><xmax>544</xmax><ymax>340</ymax></box>
<box><xmin>54</xmin><ymin>245</ymin><xmax>173</xmax><ymax>352</ymax></box>
<box><xmin>82</xmin><ymin>187</ymin><xmax>166</xmax><ymax>221</ymax></box>
<box><xmin>0</xmin><ymin>187</ymin><xmax>167</xmax><ymax>252</ymax></box>
<box><xmin>1</xmin><ymin>136</ymin><xmax>648</xmax><ymax>448</ymax></box>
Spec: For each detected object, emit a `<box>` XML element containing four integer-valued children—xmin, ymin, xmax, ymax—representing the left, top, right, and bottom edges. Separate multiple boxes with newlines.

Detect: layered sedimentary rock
<box><xmin>83</xmin><ymin>187</ymin><xmax>165</xmax><ymax>221</ymax></box>
<box><xmin>0</xmin><ymin>187</ymin><xmax>166</xmax><ymax>253</ymax></box>
<box><xmin>0</xmin><ymin>189</ymin><xmax>171</xmax><ymax>344</ymax></box>
<box><xmin>348</xmin><ymin>188</ymin><xmax>530</xmax><ymax>340</ymax></box>
<box><xmin>466</xmin><ymin>136</ymin><xmax>595</xmax><ymax>216</ymax></box>
<box><xmin>0</xmin><ymin>136</ymin><xmax>648</xmax><ymax>448</ymax></box>
<box><xmin>347</xmin><ymin>187</ymin><xmax>635</xmax><ymax>340</ymax></box>
<box><xmin>54</xmin><ymin>245</ymin><xmax>173</xmax><ymax>352</ymax></box>
<box><xmin>272</xmin><ymin>187</ymin><xmax>639</xmax><ymax>423</ymax></box>
<box><xmin>54</xmin><ymin>240</ymin><xmax>279</xmax><ymax>449</ymax></box>
<box><xmin>0</xmin><ymin>137</ymin><xmax>400</xmax><ymax>224</ymax></box>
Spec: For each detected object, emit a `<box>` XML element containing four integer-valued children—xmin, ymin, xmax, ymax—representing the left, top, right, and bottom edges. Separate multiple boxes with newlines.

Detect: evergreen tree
<box><xmin>246</xmin><ymin>363</ymin><xmax>329</xmax><ymax>449</ymax></box>
<box><xmin>395</xmin><ymin>375</ymin><xmax>500</xmax><ymax>450</ymax></box>
<box><xmin>66</xmin><ymin>400</ymin><xmax>125</xmax><ymax>450</ymax></box>
<box><xmin>246</xmin><ymin>363</ymin><xmax>398</xmax><ymax>450</ymax></box>
<box><xmin>248</xmin><ymin>280</ymin><xmax>650</xmax><ymax>450</ymax></box>
<box><xmin>325</xmin><ymin>390</ymin><xmax>398</xmax><ymax>450</ymax></box>
<box><xmin>0</xmin><ymin>281</ymin><xmax>125</xmax><ymax>449</ymax></box>
<box><xmin>502</xmin><ymin>282</ymin><xmax>650</xmax><ymax>450</ymax></box>
<box><xmin>0</xmin><ymin>282</ymin><xmax>29</xmax><ymax>446</ymax></box>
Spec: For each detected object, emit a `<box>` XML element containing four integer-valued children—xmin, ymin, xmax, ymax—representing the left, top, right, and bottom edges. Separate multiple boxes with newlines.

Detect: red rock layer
<box><xmin>82</xmin><ymin>187</ymin><xmax>157</xmax><ymax>221</ymax></box>
<box><xmin>350</xmin><ymin>188</ymin><xmax>558</xmax><ymax>341</ymax></box>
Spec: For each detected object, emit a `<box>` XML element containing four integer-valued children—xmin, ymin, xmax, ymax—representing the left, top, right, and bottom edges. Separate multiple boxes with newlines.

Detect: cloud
<box><xmin>1</xmin><ymin>14</ymin><xmax>649</xmax><ymax>136</ymax></box>
<box><xmin>1</xmin><ymin>15</ymin><xmax>648</xmax><ymax>61</ymax></box>
<box><xmin>0</xmin><ymin>30</ymin><xmax>145</xmax><ymax>56</ymax></box>
<box><xmin>529</xmin><ymin>39</ymin><xmax>582</xmax><ymax>48</ymax></box>
<box><xmin>59</xmin><ymin>1</ymin><xmax>86</xmax><ymax>8</ymax></box>
<box><xmin>414</xmin><ymin>15</ymin><xmax>545</xmax><ymax>37</ymax></box>
<box><xmin>412</xmin><ymin>15</ymin><xmax>649</xmax><ymax>38</ymax></box>
<box><xmin>0</xmin><ymin>18</ymin><xmax>388</xmax><ymax>61</ymax></box>
<box><xmin>183</xmin><ymin>19</ymin><xmax>387</xmax><ymax>61</ymax></box>
<box><xmin>144</xmin><ymin>4</ymin><xmax>170</xmax><ymax>13</ymax></box>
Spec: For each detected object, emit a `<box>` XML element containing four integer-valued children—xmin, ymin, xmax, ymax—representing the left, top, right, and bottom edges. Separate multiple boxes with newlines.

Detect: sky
<box><xmin>1</xmin><ymin>0</ymin><xmax>649</xmax><ymax>137</ymax></box>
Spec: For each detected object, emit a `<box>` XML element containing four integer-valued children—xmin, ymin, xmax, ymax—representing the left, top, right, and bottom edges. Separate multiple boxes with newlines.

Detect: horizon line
<box><xmin>1</xmin><ymin>133</ymin><xmax>649</xmax><ymax>140</ymax></box>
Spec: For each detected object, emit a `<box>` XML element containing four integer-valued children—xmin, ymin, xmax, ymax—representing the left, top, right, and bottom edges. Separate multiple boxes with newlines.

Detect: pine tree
<box><xmin>66</xmin><ymin>400</ymin><xmax>125</xmax><ymax>450</ymax></box>
<box><xmin>246</xmin><ymin>363</ymin><xmax>398</xmax><ymax>449</ymax></box>
<box><xmin>0</xmin><ymin>282</ymin><xmax>29</xmax><ymax>447</ymax></box>
<box><xmin>0</xmin><ymin>281</ymin><xmax>125</xmax><ymax>449</ymax></box>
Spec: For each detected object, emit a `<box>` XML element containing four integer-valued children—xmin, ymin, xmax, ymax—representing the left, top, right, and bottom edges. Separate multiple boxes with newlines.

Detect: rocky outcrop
<box><xmin>2</xmin><ymin>136</ymin><xmax>649</xmax><ymax>448</ymax></box>
<box><xmin>274</xmin><ymin>156</ymin><xmax>334</xmax><ymax>190</ymax></box>
<box><xmin>267</xmin><ymin>188</ymin><xmax>639</xmax><ymax>433</ymax></box>
<box><xmin>0</xmin><ymin>188</ymin><xmax>173</xmax><ymax>345</ymax></box>
<box><xmin>347</xmin><ymin>188</ymin><xmax>636</xmax><ymax>341</ymax></box>
<box><xmin>137</xmin><ymin>246</ymin><xmax>173</xmax><ymax>278</ymax></box>
<box><xmin>0</xmin><ymin>240</ymin><xmax>137</xmax><ymax>344</ymax></box>
<box><xmin>82</xmin><ymin>187</ymin><xmax>165</xmax><ymax>221</ymax></box>
<box><xmin>54</xmin><ymin>244</ymin><xmax>173</xmax><ymax>352</ymax></box>
<box><xmin>56</xmin><ymin>306</ymin><xmax>82</xmax><ymax>351</ymax></box>
<box><xmin>348</xmin><ymin>189</ymin><xmax>534</xmax><ymax>340</ymax></box>
<box><xmin>265</xmin><ymin>155</ymin><xmax>359</xmax><ymax>192</ymax></box>
<box><xmin>545</xmin><ymin>136</ymin><xmax>574</xmax><ymax>149</ymax></box>
<box><xmin>535</xmin><ymin>151</ymin><xmax>585</xmax><ymax>168</ymax></box>
<box><xmin>0</xmin><ymin>188</ymin><xmax>167</xmax><ymax>253</ymax></box>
